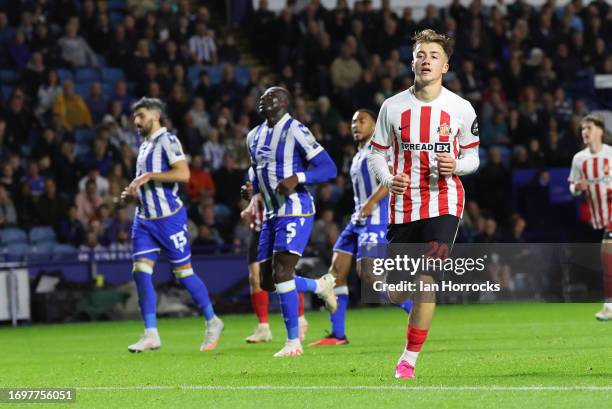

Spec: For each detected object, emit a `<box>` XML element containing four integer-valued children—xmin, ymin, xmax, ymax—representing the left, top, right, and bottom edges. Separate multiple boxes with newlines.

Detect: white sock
<box><xmin>400</xmin><ymin>349</ymin><xmax>419</xmax><ymax>366</ymax></box>
<box><xmin>207</xmin><ymin>315</ymin><xmax>219</xmax><ymax>324</ymax></box>
<box><xmin>144</xmin><ymin>328</ymin><xmax>159</xmax><ymax>337</ymax></box>
<box><xmin>604</xmin><ymin>302</ymin><xmax>612</xmax><ymax>309</ymax></box>
<box><xmin>258</xmin><ymin>322</ymin><xmax>270</xmax><ymax>329</ymax></box>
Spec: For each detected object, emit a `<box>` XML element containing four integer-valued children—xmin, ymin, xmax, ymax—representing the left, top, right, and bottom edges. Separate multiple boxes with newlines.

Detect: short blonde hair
<box><xmin>412</xmin><ymin>29</ymin><xmax>454</xmax><ymax>60</ymax></box>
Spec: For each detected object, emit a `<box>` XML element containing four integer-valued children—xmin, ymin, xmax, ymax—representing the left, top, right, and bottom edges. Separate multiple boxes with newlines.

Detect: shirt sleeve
<box><xmin>294</xmin><ymin>122</ymin><xmax>324</xmax><ymax>160</ymax></box>
<box><xmin>458</xmin><ymin>102</ymin><xmax>480</xmax><ymax>150</ymax></box>
<box><xmin>371</xmin><ymin>101</ymin><xmax>392</xmax><ymax>150</ymax></box>
<box><xmin>161</xmin><ymin>134</ymin><xmax>186</xmax><ymax>165</ymax></box>
<box><xmin>568</xmin><ymin>154</ymin><xmax>583</xmax><ymax>184</ymax></box>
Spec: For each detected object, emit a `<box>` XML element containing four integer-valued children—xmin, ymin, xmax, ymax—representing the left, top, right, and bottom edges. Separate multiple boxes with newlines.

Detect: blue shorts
<box><xmin>333</xmin><ymin>222</ymin><xmax>387</xmax><ymax>260</ymax></box>
<box><xmin>131</xmin><ymin>207</ymin><xmax>191</xmax><ymax>267</ymax></box>
<box><xmin>257</xmin><ymin>216</ymin><xmax>314</xmax><ymax>262</ymax></box>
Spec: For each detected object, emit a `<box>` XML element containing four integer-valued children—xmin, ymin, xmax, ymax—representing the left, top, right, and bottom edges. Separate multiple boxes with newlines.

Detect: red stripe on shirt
<box><xmin>437</xmin><ymin>111</ymin><xmax>450</xmax><ymax>215</ymax></box>
<box><xmin>400</xmin><ymin>109</ymin><xmax>412</xmax><ymax>223</ymax></box>
<box><xmin>460</xmin><ymin>141</ymin><xmax>480</xmax><ymax>149</ymax></box>
<box><xmin>583</xmin><ymin>160</ymin><xmax>598</xmax><ymax>228</ymax></box>
<box><xmin>419</xmin><ymin>106</ymin><xmax>431</xmax><ymax>220</ymax></box>
<box><xmin>391</xmin><ymin>138</ymin><xmax>399</xmax><ymax>224</ymax></box>
<box><xmin>594</xmin><ymin>157</ymin><xmax>605</xmax><ymax>228</ymax></box>
<box><xmin>370</xmin><ymin>140</ymin><xmax>389</xmax><ymax>150</ymax></box>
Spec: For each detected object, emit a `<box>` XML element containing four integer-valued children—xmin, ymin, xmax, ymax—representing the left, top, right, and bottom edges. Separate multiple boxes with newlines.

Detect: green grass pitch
<box><xmin>1</xmin><ymin>303</ymin><xmax>610</xmax><ymax>408</ymax></box>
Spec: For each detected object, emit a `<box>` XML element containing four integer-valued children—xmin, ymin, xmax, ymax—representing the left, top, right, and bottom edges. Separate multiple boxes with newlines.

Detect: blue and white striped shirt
<box><xmin>350</xmin><ymin>142</ymin><xmax>389</xmax><ymax>225</ymax></box>
<box><xmin>246</xmin><ymin>114</ymin><xmax>324</xmax><ymax>219</ymax></box>
<box><xmin>135</xmin><ymin>127</ymin><xmax>185</xmax><ymax>219</ymax></box>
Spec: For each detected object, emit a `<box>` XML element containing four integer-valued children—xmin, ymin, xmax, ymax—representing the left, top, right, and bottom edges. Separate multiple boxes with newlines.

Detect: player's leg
<box><xmin>309</xmin><ymin>250</ymin><xmax>353</xmax><ymax>346</ymax></box>
<box><xmin>597</xmin><ymin>231</ymin><xmax>612</xmax><ymax>320</ymax></box>
<box><xmin>270</xmin><ymin>216</ymin><xmax>334</xmax><ymax>356</ymax></box>
<box><xmin>155</xmin><ymin>207</ymin><xmax>223</xmax><ymax>351</ymax></box>
<box><xmin>128</xmin><ymin>216</ymin><xmax>162</xmax><ymax>353</ymax></box>
<box><xmin>246</xmin><ymin>229</ymin><xmax>273</xmax><ymax>342</ymax></box>
<box><xmin>395</xmin><ymin>215</ymin><xmax>459</xmax><ymax>379</ymax></box>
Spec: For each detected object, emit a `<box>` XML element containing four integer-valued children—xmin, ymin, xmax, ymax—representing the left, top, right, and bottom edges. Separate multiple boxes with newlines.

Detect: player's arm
<box><xmin>367</xmin><ymin>102</ymin><xmax>409</xmax><ymax>195</ymax></box>
<box><xmin>276</xmin><ymin>124</ymin><xmax>338</xmax><ymax>195</ymax></box>
<box><xmin>241</xmin><ymin>166</ymin><xmax>259</xmax><ymax>200</ymax></box>
<box><xmin>568</xmin><ymin>155</ymin><xmax>588</xmax><ymax>196</ymax></box>
<box><xmin>123</xmin><ymin>160</ymin><xmax>189</xmax><ymax>199</ymax></box>
<box><xmin>438</xmin><ymin>104</ymin><xmax>480</xmax><ymax>177</ymax></box>
<box><xmin>360</xmin><ymin>184</ymin><xmax>389</xmax><ymax>219</ymax></box>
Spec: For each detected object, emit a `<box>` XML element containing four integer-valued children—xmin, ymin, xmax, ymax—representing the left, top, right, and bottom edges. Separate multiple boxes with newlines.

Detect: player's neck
<box><xmin>412</xmin><ymin>81</ymin><xmax>443</xmax><ymax>102</ymax></box>
<box><xmin>266</xmin><ymin>111</ymin><xmax>287</xmax><ymax>127</ymax></box>
<box><xmin>588</xmin><ymin>140</ymin><xmax>603</xmax><ymax>153</ymax></box>
<box><xmin>145</xmin><ymin>124</ymin><xmax>162</xmax><ymax>140</ymax></box>
<box><xmin>358</xmin><ymin>133</ymin><xmax>374</xmax><ymax>149</ymax></box>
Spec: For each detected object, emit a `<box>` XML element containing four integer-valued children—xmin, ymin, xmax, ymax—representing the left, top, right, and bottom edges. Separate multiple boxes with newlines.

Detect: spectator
<box><xmin>57</xmin><ymin>17</ymin><xmax>98</xmax><ymax>67</ymax></box>
<box><xmin>212</xmin><ymin>153</ymin><xmax>244</xmax><ymax>215</ymax></box>
<box><xmin>330</xmin><ymin>43</ymin><xmax>363</xmax><ymax>91</ymax></box>
<box><xmin>22</xmin><ymin>51</ymin><xmax>46</xmax><ymax>97</ymax></box>
<box><xmin>6</xmin><ymin>29</ymin><xmax>30</xmax><ymax>68</ymax></box>
<box><xmin>57</xmin><ymin>205</ymin><xmax>86</xmax><ymax>246</ymax></box>
<box><xmin>187</xmin><ymin>154</ymin><xmax>216</xmax><ymax>201</ymax></box>
<box><xmin>105</xmin><ymin>206</ymin><xmax>132</xmax><ymax>245</ymax></box>
<box><xmin>35</xmin><ymin>179</ymin><xmax>67</xmax><ymax>227</ymax></box>
<box><xmin>203</xmin><ymin>128</ymin><xmax>225</xmax><ymax>171</ymax></box>
<box><xmin>75</xmin><ymin>179</ymin><xmax>103</xmax><ymax>224</ymax></box>
<box><xmin>21</xmin><ymin>160</ymin><xmax>45</xmax><ymax>197</ymax></box>
<box><xmin>78</xmin><ymin>168</ymin><xmax>109</xmax><ymax>198</ymax></box>
<box><xmin>86</xmin><ymin>82</ymin><xmax>108</xmax><ymax>124</ymax></box>
<box><xmin>189</xmin><ymin>22</ymin><xmax>217</xmax><ymax>65</ymax></box>
<box><xmin>4</xmin><ymin>89</ymin><xmax>36</xmax><ymax>153</ymax></box>
<box><xmin>0</xmin><ymin>185</ymin><xmax>17</xmax><ymax>228</ymax></box>
<box><xmin>312</xmin><ymin>96</ymin><xmax>341</xmax><ymax>136</ymax></box>
<box><xmin>93</xmin><ymin>204</ymin><xmax>115</xmax><ymax>246</ymax></box>
<box><xmin>79</xmin><ymin>229</ymin><xmax>107</xmax><ymax>252</ymax></box>
<box><xmin>36</xmin><ymin>69</ymin><xmax>62</xmax><ymax>119</ymax></box>
<box><xmin>53</xmin><ymin>80</ymin><xmax>93</xmax><ymax>130</ymax></box>
<box><xmin>107</xmin><ymin>162</ymin><xmax>129</xmax><ymax>204</ymax></box>
<box><xmin>218</xmin><ymin>33</ymin><xmax>240</xmax><ymax>64</ymax></box>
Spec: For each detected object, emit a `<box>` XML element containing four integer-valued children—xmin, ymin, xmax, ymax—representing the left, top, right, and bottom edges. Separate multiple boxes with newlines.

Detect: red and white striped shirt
<box><xmin>370</xmin><ymin>87</ymin><xmax>479</xmax><ymax>224</ymax></box>
<box><xmin>569</xmin><ymin>145</ymin><xmax>612</xmax><ymax>230</ymax></box>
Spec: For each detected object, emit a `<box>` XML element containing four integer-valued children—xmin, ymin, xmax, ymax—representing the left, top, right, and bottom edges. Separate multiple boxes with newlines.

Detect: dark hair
<box><xmin>356</xmin><ymin>109</ymin><xmax>377</xmax><ymax>122</ymax></box>
<box><xmin>131</xmin><ymin>97</ymin><xmax>167</xmax><ymax>124</ymax></box>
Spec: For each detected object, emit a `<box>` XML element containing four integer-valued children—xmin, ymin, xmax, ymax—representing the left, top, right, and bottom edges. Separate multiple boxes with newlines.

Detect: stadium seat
<box><xmin>108</xmin><ymin>0</ymin><xmax>126</xmax><ymax>10</ymax></box>
<box><xmin>29</xmin><ymin>226</ymin><xmax>57</xmax><ymax>244</ymax></box>
<box><xmin>207</xmin><ymin>65</ymin><xmax>224</xmax><ymax>85</ymax></box>
<box><xmin>57</xmin><ymin>68</ymin><xmax>73</xmax><ymax>82</ymax></box>
<box><xmin>0</xmin><ymin>69</ymin><xmax>19</xmax><ymax>84</ymax></box>
<box><xmin>75</xmin><ymin>82</ymin><xmax>92</xmax><ymax>99</ymax></box>
<box><xmin>52</xmin><ymin>244</ymin><xmax>78</xmax><ymax>260</ymax></box>
<box><xmin>30</xmin><ymin>242</ymin><xmax>55</xmax><ymax>261</ymax></box>
<box><xmin>234</xmin><ymin>65</ymin><xmax>250</xmax><ymax>87</ymax></box>
<box><xmin>110</xmin><ymin>11</ymin><xmax>125</xmax><ymax>25</ymax></box>
<box><xmin>75</xmin><ymin>143</ymin><xmax>91</xmax><ymax>158</ymax></box>
<box><xmin>75</xmin><ymin>128</ymin><xmax>95</xmax><ymax>145</ymax></box>
<box><xmin>4</xmin><ymin>242</ymin><xmax>30</xmax><ymax>257</ymax></box>
<box><xmin>101</xmin><ymin>68</ymin><xmax>125</xmax><ymax>84</ymax></box>
<box><xmin>75</xmin><ymin>68</ymin><xmax>101</xmax><ymax>83</ymax></box>
<box><xmin>1</xmin><ymin>85</ymin><xmax>12</xmax><ymax>101</ymax></box>
<box><xmin>0</xmin><ymin>228</ymin><xmax>28</xmax><ymax>245</ymax></box>
<box><xmin>188</xmin><ymin>65</ymin><xmax>201</xmax><ymax>88</ymax></box>
<box><xmin>399</xmin><ymin>46</ymin><xmax>412</xmax><ymax>63</ymax></box>
<box><xmin>96</xmin><ymin>54</ymin><xmax>107</xmax><ymax>67</ymax></box>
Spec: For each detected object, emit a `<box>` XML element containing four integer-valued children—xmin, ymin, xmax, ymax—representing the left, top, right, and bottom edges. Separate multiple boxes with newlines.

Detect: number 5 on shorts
<box><xmin>286</xmin><ymin>222</ymin><xmax>296</xmax><ymax>244</ymax></box>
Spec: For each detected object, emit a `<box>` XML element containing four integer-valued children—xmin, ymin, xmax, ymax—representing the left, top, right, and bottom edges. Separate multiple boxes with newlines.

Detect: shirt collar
<box><xmin>266</xmin><ymin>113</ymin><xmax>291</xmax><ymax>129</ymax></box>
<box><xmin>147</xmin><ymin>127</ymin><xmax>167</xmax><ymax>141</ymax></box>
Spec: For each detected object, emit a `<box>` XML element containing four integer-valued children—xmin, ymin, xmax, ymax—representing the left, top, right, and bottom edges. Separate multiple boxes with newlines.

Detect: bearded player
<box><xmin>122</xmin><ymin>98</ymin><xmax>223</xmax><ymax>353</ymax></box>
<box><xmin>367</xmin><ymin>30</ymin><xmax>480</xmax><ymax>378</ymax></box>
<box><xmin>568</xmin><ymin>114</ymin><xmax>612</xmax><ymax>321</ymax></box>
<box><xmin>242</xmin><ymin>86</ymin><xmax>338</xmax><ymax>357</ymax></box>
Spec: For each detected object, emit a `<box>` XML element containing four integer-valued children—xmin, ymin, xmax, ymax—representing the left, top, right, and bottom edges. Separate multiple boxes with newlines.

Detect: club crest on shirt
<box><xmin>437</xmin><ymin>123</ymin><xmax>452</xmax><ymax>138</ymax></box>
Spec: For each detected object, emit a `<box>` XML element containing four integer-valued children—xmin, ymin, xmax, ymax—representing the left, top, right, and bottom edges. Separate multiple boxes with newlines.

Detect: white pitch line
<box><xmin>73</xmin><ymin>385</ymin><xmax>612</xmax><ymax>392</ymax></box>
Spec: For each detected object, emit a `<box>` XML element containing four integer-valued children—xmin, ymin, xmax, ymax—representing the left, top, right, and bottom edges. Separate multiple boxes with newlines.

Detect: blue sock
<box><xmin>180</xmin><ymin>273</ymin><xmax>215</xmax><ymax>321</ymax></box>
<box><xmin>294</xmin><ymin>275</ymin><xmax>318</xmax><ymax>293</ymax></box>
<box><xmin>382</xmin><ymin>291</ymin><xmax>413</xmax><ymax>314</ymax></box>
<box><xmin>276</xmin><ymin>280</ymin><xmax>299</xmax><ymax>340</ymax></box>
<box><xmin>133</xmin><ymin>271</ymin><xmax>157</xmax><ymax>329</ymax></box>
<box><xmin>330</xmin><ymin>288</ymin><xmax>348</xmax><ymax>338</ymax></box>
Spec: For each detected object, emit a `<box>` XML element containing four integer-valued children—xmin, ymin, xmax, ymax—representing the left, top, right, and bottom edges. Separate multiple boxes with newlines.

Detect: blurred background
<box><xmin>0</xmin><ymin>0</ymin><xmax>610</xmax><ymax>324</ymax></box>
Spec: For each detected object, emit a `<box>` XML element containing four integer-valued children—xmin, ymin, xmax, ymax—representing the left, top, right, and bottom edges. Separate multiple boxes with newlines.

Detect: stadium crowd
<box><xmin>0</xmin><ymin>0</ymin><xmax>610</xmax><ymax>266</ymax></box>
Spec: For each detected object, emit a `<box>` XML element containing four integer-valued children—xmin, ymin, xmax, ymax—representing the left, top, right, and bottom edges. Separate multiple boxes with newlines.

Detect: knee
<box><xmin>133</xmin><ymin>259</ymin><xmax>154</xmax><ymax>274</ymax></box>
<box><xmin>173</xmin><ymin>264</ymin><xmax>194</xmax><ymax>279</ymax></box>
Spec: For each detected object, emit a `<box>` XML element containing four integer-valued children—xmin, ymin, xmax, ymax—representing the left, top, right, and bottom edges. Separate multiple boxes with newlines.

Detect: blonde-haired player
<box><xmin>368</xmin><ymin>29</ymin><xmax>480</xmax><ymax>378</ymax></box>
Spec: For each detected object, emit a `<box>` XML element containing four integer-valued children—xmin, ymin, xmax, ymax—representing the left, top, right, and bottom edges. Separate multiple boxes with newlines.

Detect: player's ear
<box><xmin>442</xmin><ymin>60</ymin><xmax>449</xmax><ymax>74</ymax></box>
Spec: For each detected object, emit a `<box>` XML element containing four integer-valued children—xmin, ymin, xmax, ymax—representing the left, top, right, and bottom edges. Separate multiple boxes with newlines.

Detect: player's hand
<box><xmin>574</xmin><ymin>179</ymin><xmax>589</xmax><ymax>192</ymax></box>
<box><xmin>126</xmin><ymin>173</ymin><xmax>152</xmax><ymax>197</ymax></box>
<box><xmin>276</xmin><ymin>175</ymin><xmax>299</xmax><ymax>196</ymax></box>
<box><xmin>241</xmin><ymin>181</ymin><xmax>253</xmax><ymax>200</ymax></box>
<box><xmin>359</xmin><ymin>201</ymin><xmax>375</xmax><ymax>219</ymax></box>
<box><xmin>390</xmin><ymin>173</ymin><xmax>409</xmax><ymax>195</ymax></box>
<box><xmin>240</xmin><ymin>208</ymin><xmax>252</xmax><ymax>222</ymax></box>
<box><xmin>436</xmin><ymin>153</ymin><xmax>456</xmax><ymax>177</ymax></box>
